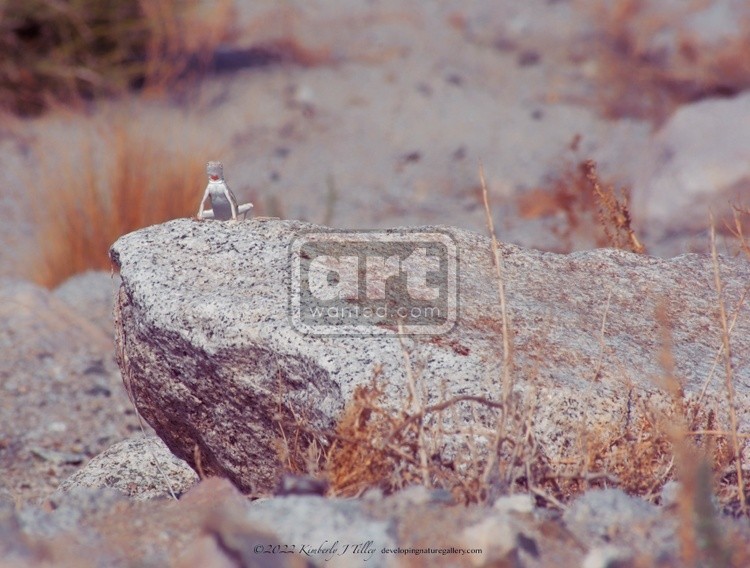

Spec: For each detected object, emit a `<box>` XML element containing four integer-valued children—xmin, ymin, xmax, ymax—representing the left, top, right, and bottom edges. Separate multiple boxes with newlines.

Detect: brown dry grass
<box><xmin>576</xmin><ymin>0</ymin><xmax>750</xmax><ymax>124</ymax></box>
<box><xmin>709</xmin><ymin>216</ymin><xmax>747</xmax><ymax>515</ymax></box>
<box><xmin>725</xmin><ymin>204</ymin><xmax>750</xmax><ymax>261</ymax></box>
<box><xmin>322</xmin><ymin>382</ymin><xmax>524</xmax><ymax>504</ymax></box>
<box><xmin>23</xmin><ymin>109</ymin><xmax>224</xmax><ymax>288</ymax></box>
<box><xmin>308</xmin><ymin>342</ymin><xmax>744</xmax><ymax>517</ymax></box>
<box><xmin>518</xmin><ymin>153</ymin><xmax>645</xmax><ymax>254</ymax></box>
<box><xmin>0</xmin><ymin>0</ymin><xmax>234</xmax><ymax>116</ymax></box>
<box><xmin>583</xmin><ymin>160</ymin><xmax>644</xmax><ymax>254</ymax></box>
<box><xmin>325</xmin><ymin>382</ymin><xmax>423</xmax><ymax>497</ymax></box>
<box><xmin>293</xmin><ymin>364</ymin><xmax>746</xmax><ymax>514</ymax></box>
<box><xmin>307</xmin><ymin>331</ymin><xmax>748</xmax><ymax>546</ymax></box>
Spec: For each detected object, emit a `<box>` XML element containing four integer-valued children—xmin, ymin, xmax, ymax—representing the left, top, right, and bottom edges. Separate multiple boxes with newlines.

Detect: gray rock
<box><xmin>29</xmin><ymin>447</ymin><xmax>86</xmax><ymax>466</ymax></box>
<box><xmin>460</xmin><ymin>513</ymin><xmax>521</xmax><ymax>567</ymax></box>
<box><xmin>660</xmin><ymin>480</ymin><xmax>681</xmax><ymax>509</ymax></box>
<box><xmin>0</xmin><ymin>278</ymin><xmax>111</xmax><ymax>360</ymax></box>
<box><xmin>53</xmin><ymin>271</ymin><xmax>120</xmax><ymax>334</ymax></box>
<box><xmin>564</xmin><ymin>489</ymin><xmax>676</xmax><ymax>556</ymax></box>
<box><xmin>181</xmin><ymin>481</ymin><xmax>310</xmax><ymax>568</ymax></box>
<box><xmin>110</xmin><ymin>218</ymin><xmax>750</xmax><ymax>495</ymax></box>
<box><xmin>56</xmin><ymin>436</ymin><xmax>199</xmax><ymax>500</ymax></box>
<box><xmin>634</xmin><ymin>91</ymin><xmax>750</xmax><ymax>240</ymax></box>
<box><xmin>275</xmin><ymin>474</ymin><xmax>328</xmax><ymax>497</ymax></box>
<box><xmin>582</xmin><ymin>545</ymin><xmax>633</xmax><ymax>568</ymax></box>
<box><xmin>245</xmin><ymin>496</ymin><xmax>395</xmax><ymax>567</ymax></box>
<box><xmin>387</xmin><ymin>484</ymin><xmax>452</xmax><ymax>508</ymax></box>
<box><xmin>493</xmin><ymin>493</ymin><xmax>534</xmax><ymax>515</ymax></box>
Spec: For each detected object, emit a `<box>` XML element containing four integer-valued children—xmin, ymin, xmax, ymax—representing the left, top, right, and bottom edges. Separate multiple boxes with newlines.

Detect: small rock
<box><xmin>245</xmin><ymin>496</ymin><xmax>394</xmax><ymax>567</ymax></box>
<box><xmin>493</xmin><ymin>493</ymin><xmax>534</xmax><ymax>515</ymax></box>
<box><xmin>461</xmin><ymin>514</ymin><xmax>519</xmax><ymax>567</ymax></box>
<box><xmin>275</xmin><ymin>474</ymin><xmax>328</xmax><ymax>496</ymax></box>
<box><xmin>660</xmin><ymin>481</ymin><xmax>681</xmax><ymax>508</ymax></box>
<box><xmin>56</xmin><ymin>436</ymin><xmax>198</xmax><ymax>500</ymax></box>
<box><xmin>582</xmin><ymin>545</ymin><xmax>633</xmax><ymax>568</ymax></box>
<box><xmin>564</xmin><ymin>489</ymin><xmax>677</xmax><ymax>557</ymax></box>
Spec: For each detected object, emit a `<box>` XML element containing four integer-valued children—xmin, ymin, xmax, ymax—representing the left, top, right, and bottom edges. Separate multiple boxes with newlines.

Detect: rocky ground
<box><xmin>2</xmin><ymin>1</ymin><xmax>750</xmax><ymax>566</ymax></box>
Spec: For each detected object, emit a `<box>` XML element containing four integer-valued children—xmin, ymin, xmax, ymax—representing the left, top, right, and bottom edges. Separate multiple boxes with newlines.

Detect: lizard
<box><xmin>197</xmin><ymin>161</ymin><xmax>253</xmax><ymax>221</ymax></box>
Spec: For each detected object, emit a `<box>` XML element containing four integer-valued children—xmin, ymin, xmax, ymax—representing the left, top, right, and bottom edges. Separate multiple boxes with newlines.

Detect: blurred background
<box><xmin>2</xmin><ymin>0</ymin><xmax>749</xmax><ymax>288</ymax></box>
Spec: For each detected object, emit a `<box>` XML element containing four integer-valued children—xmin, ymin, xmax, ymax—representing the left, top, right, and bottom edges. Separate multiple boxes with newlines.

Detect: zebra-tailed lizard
<box><xmin>197</xmin><ymin>161</ymin><xmax>253</xmax><ymax>221</ymax></box>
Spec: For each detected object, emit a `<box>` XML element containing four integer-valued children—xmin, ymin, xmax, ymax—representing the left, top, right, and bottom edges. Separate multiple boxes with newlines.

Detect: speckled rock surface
<box><xmin>56</xmin><ymin>436</ymin><xmax>199</xmax><ymax>500</ymax></box>
<box><xmin>110</xmin><ymin>218</ymin><xmax>750</xmax><ymax>494</ymax></box>
<box><xmin>563</xmin><ymin>489</ymin><xmax>676</xmax><ymax>557</ymax></box>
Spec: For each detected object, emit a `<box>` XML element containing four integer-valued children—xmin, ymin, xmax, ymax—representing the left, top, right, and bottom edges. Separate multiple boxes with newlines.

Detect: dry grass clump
<box><xmin>575</xmin><ymin>1</ymin><xmax>750</xmax><ymax>124</ymax></box>
<box><xmin>553</xmin><ymin>399</ymin><xmax>735</xmax><ymax>506</ymax></box>
<box><xmin>24</xmin><ymin>110</ymin><xmax>223</xmax><ymax>287</ymax></box>
<box><xmin>518</xmin><ymin>154</ymin><xmax>645</xmax><ymax>254</ymax></box>
<box><xmin>273</xmin><ymin>353</ymin><xmax>535</xmax><ymax>505</ymax></box>
<box><xmin>725</xmin><ymin>203</ymin><xmax>750</xmax><ymax>261</ymax></box>
<box><xmin>560</xmin><ymin>413</ymin><xmax>673</xmax><ymax>498</ymax></box>
<box><xmin>583</xmin><ymin>160</ymin><xmax>644</xmax><ymax>254</ymax></box>
<box><xmin>310</xmin><ymin>367</ymin><xmax>747</xmax><ymax>522</ymax></box>
<box><xmin>283</xmin><ymin>368</ymin><xmax>742</xmax><ymax>516</ymax></box>
<box><xmin>274</xmin><ymin>372</ymin><xmax>740</xmax><ymax>523</ymax></box>
<box><xmin>325</xmin><ymin>383</ymin><xmax>423</xmax><ymax>497</ymax></box>
<box><xmin>321</xmin><ymin>379</ymin><xmax>514</xmax><ymax>504</ymax></box>
<box><xmin>0</xmin><ymin>0</ymin><xmax>233</xmax><ymax>116</ymax></box>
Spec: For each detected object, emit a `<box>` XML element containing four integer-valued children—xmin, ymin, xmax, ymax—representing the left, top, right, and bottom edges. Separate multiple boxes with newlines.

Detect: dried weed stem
<box><xmin>710</xmin><ymin>215</ymin><xmax>746</xmax><ymax>515</ymax></box>
<box><xmin>583</xmin><ymin>160</ymin><xmax>644</xmax><ymax>254</ymax></box>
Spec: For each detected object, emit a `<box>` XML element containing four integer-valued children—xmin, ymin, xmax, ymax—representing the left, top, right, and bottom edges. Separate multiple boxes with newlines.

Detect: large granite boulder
<box><xmin>109</xmin><ymin>218</ymin><xmax>750</xmax><ymax>494</ymax></box>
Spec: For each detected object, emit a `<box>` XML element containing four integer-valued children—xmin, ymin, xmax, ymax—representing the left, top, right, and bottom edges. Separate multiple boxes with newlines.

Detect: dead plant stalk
<box><xmin>397</xmin><ymin>323</ymin><xmax>431</xmax><ymax>488</ymax></box>
<box><xmin>710</xmin><ymin>215</ymin><xmax>746</xmax><ymax>514</ymax></box>
<box><xmin>478</xmin><ymin>164</ymin><xmax>515</xmax><ymax>491</ymax></box>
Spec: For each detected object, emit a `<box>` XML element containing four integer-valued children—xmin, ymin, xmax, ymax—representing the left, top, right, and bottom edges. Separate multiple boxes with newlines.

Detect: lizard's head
<box><xmin>206</xmin><ymin>161</ymin><xmax>224</xmax><ymax>181</ymax></box>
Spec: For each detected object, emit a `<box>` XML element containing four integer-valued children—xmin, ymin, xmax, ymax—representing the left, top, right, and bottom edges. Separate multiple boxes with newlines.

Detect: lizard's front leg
<box><xmin>197</xmin><ymin>187</ymin><xmax>211</xmax><ymax>219</ymax></box>
<box><xmin>225</xmin><ymin>187</ymin><xmax>239</xmax><ymax>221</ymax></box>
